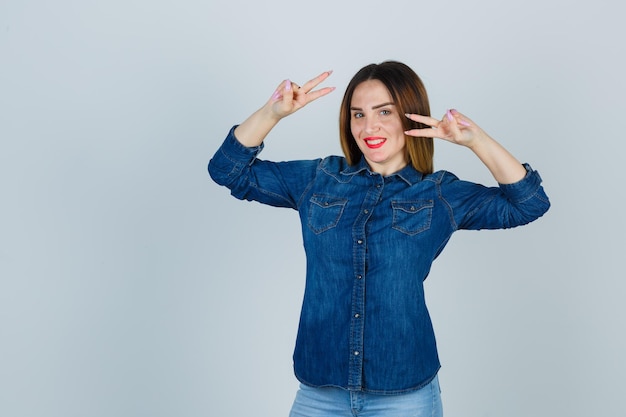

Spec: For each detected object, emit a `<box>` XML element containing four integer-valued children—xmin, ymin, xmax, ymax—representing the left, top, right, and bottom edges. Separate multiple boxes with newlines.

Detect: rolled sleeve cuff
<box><xmin>498</xmin><ymin>163</ymin><xmax>544</xmax><ymax>203</ymax></box>
<box><xmin>208</xmin><ymin>125</ymin><xmax>265</xmax><ymax>186</ymax></box>
<box><xmin>221</xmin><ymin>125</ymin><xmax>265</xmax><ymax>164</ymax></box>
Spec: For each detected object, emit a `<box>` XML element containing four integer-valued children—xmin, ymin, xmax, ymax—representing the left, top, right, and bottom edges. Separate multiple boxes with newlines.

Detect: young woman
<box><xmin>208</xmin><ymin>61</ymin><xmax>550</xmax><ymax>417</ymax></box>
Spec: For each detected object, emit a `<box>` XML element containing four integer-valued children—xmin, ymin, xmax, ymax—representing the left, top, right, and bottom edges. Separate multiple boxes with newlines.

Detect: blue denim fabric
<box><xmin>289</xmin><ymin>375</ymin><xmax>443</xmax><ymax>417</ymax></box>
<box><xmin>208</xmin><ymin>126</ymin><xmax>550</xmax><ymax>394</ymax></box>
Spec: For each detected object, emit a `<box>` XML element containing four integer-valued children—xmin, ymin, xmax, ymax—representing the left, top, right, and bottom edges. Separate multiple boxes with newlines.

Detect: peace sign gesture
<box><xmin>405</xmin><ymin>109</ymin><xmax>527</xmax><ymax>184</ymax></box>
<box><xmin>268</xmin><ymin>71</ymin><xmax>336</xmax><ymax>120</ymax></box>
<box><xmin>234</xmin><ymin>71</ymin><xmax>335</xmax><ymax>148</ymax></box>
<box><xmin>405</xmin><ymin>109</ymin><xmax>478</xmax><ymax>148</ymax></box>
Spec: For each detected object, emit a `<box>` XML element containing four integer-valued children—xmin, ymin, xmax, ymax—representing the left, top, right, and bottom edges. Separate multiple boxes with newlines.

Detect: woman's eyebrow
<box><xmin>372</xmin><ymin>102</ymin><xmax>395</xmax><ymax>110</ymax></box>
<box><xmin>350</xmin><ymin>102</ymin><xmax>395</xmax><ymax>111</ymax></box>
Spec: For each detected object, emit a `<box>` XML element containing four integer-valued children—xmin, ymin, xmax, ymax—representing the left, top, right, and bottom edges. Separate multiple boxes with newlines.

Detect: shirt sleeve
<box><xmin>440</xmin><ymin>164</ymin><xmax>550</xmax><ymax>230</ymax></box>
<box><xmin>208</xmin><ymin>126</ymin><xmax>320</xmax><ymax>209</ymax></box>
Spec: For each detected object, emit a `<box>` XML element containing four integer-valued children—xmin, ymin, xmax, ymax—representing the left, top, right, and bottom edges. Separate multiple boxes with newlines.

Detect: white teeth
<box><xmin>366</xmin><ymin>138</ymin><xmax>385</xmax><ymax>145</ymax></box>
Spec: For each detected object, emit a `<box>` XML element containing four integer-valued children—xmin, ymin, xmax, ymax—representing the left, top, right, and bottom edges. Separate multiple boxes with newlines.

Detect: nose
<box><xmin>364</xmin><ymin>115</ymin><xmax>379</xmax><ymax>134</ymax></box>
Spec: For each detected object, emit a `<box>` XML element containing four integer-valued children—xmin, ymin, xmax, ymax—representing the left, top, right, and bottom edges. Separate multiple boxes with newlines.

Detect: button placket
<box><xmin>348</xmin><ymin>177</ymin><xmax>383</xmax><ymax>390</ymax></box>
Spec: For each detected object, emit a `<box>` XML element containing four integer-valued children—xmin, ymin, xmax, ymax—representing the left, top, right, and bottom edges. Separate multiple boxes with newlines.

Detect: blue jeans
<box><xmin>289</xmin><ymin>375</ymin><xmax>443</xmax><ymax>417</ymax></box>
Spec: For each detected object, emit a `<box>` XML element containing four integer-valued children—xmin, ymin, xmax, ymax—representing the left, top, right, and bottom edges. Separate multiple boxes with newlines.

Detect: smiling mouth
<box><xmin>364</xmin><ymin>137</ymin><xmax>386</xmax><ymax>149</ymax></box>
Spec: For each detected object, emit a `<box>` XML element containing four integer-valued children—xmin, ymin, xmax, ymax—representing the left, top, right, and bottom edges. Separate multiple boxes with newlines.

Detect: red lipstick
<box><xmin>363</xmin><ymin>136</ymin><xmax>386</xmax><ymax>149</ymax></box>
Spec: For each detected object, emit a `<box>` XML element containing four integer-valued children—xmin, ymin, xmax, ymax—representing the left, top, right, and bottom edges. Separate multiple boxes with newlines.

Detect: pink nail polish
<box><xmin>272</xmin><ymin>91</ymin><xmax>281</xmax><ymax>100</ymax></box>
<box><xmin>460</xmin><ymin>120</ymin><xmax>471</xmax><ymax>127</ymax></box>
<box><xmin>286</xmin><ymin>79</ymin><xmax>292</xmax><ymax>91</ymax></box>
<box><xmin>446</xmin><ymin>110</ymin><xmax>453</xmax><ymax>121</ymax></box>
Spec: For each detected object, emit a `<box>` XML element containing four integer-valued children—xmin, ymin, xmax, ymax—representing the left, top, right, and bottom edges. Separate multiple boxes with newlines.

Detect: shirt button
<box><xmin>357</xmin><ymin>239</ymin><xmax>363</xmax><ymax>244</ymax></box>
<box><xmin>354</xmin><ymin>313</ymin><xmax>360</xmax><ymax>318</ymax></box>
<box><xmin>354</xmin><ymin>351</ymin><xmax>360</xmax><ymax>356</ymax></box>
<box><xmin>356</xmin><ymin>275</ymin><xmax>362</xmax><ymax>279</ymax></box>
<box><xmin>364</xmin><ymin>209</ymin><xmax>369</xmax><ymax>214</ymax></box>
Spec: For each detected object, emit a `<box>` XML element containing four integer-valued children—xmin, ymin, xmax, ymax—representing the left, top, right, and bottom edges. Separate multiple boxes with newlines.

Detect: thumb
<box><xmin>282</xmin><ymin>79</ymin><xmax>294</xmax><ymax>104</ymax></box>
<box><xmin>269</xmin><ymin>79</ymin><xmax>290</xmax><ymax>102</ymax></box>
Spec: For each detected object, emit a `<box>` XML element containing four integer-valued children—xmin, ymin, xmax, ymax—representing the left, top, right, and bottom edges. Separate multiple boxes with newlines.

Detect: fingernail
<box><xmin>460</xmin><ymin>120</ymin><xmax>471</xmax><ymax>127</ymax></box>
<box><xmin>271</xmin><ymin>90</ymin><xmax>281</xmax><ymax>100</ymax></box>
<box><xmin>405</xmin><ymin>113</ymin><xmax>412</xmax><ymax>118</ymax></box>
<box><xmin>286</xmin><ymin>79</ymin><xmax>292</xmax><ymax>91</ymax></box>
<box><xmin>446</xmin><ymin>110</ymin><xmax>453</xmax><ymax>121</ymax></box>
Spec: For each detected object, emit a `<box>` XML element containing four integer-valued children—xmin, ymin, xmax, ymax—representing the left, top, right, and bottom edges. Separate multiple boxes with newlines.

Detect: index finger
<box><xmin>301</xmin><ymin>70</ymin><xmax>334</xmax><ymax>94</ymax></box>
<box><xmin>405</xmin><ymin>113</ymin><xmax>439</xmax><ymax>128</ymax></box>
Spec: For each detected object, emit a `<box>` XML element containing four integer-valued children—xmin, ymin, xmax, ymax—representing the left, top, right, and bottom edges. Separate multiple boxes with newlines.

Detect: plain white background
<box><xmin>1</xmin><ymin>0</ymin><xmax>624</xmax><ymax>416</ymax></box>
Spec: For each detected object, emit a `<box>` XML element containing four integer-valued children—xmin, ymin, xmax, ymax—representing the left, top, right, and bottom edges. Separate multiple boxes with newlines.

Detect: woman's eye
<box><xmin>353</xmin><ymin>112</ymin><xmax>364</xmax><ymax>119</ymax></box>
<box><xmin>380</xmin><ymin>109</ymin><xmax>391</xmax><ymax>116</ymax></box>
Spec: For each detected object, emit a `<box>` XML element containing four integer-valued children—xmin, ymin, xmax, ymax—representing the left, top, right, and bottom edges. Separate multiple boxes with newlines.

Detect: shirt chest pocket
<box><xmin>307</xmin><ymin>194</ymin><xmax>348</xmax><ymax>234</ymax></box>
<box><xmin>391</xmin><ymin>200</ymin><xmax>433</xmax><ymax>236</ymax></box>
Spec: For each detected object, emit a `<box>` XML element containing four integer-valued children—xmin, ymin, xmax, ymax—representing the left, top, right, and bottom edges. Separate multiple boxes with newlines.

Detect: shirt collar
<box><xmin>341</xmin><ymin>157</ymin><xmax>424</xmax><ymax>185</ymax></box>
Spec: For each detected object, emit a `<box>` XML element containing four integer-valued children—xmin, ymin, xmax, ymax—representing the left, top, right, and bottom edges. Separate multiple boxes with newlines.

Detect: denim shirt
<box><xmin>208</xmin><ymin>126</ymin><xmax>550</xmax><ymax>394</ymax></box>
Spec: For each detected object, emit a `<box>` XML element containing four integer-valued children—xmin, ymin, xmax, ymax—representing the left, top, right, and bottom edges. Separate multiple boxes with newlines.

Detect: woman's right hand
<box><xmin>266</xmin><ymin>71</ymin><xmax>335</xmax><ymax>120</ymax></box>
<box><xmin>233</xmin><ymin>70</ymin><xmax>335</xmax><ymax>147</ymax></box>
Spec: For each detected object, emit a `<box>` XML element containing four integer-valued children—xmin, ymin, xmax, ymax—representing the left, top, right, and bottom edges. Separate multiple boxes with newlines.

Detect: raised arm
<box><xmin>405</xmin><ymin>109</ymin><xmax>527</xmax><ymax>184</ymax></box>
<box><xmin>234</xmin><ymin>71</ymin><xmax>335</xmax><ymax>147</ymax></box>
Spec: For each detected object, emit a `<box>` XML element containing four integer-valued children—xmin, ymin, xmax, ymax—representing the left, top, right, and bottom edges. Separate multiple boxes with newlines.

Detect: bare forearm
<box><xmin>233</xmin><ymin>105</ymin><xmax>281</xmax><ymax>147</ymax></box>
<box><xmin>469</xmin><ymin>134</ymin><xmax>527</xmax><ymax>184</ymax></box>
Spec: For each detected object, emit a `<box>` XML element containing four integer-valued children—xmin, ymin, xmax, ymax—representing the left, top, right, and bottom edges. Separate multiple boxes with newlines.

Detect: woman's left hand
<box><xmin>406</xmin><ymin>109</ymin><xmax>528</xmax><ymax>184</ymax></box>
<box><xmin>404</xmin><ymin>109</ymin><xmax>485</xmax><ymax>149</ymax></box>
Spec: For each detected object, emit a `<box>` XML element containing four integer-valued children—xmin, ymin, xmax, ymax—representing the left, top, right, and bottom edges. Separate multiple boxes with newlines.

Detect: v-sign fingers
<box><xmin>301</xmin><ymin>70</ymin><xmax>333</xmax><ymax>94</ymax></box>
<box><xmin>405</xmin><ymin>113</ymin><xmax>440</xmax><ymax>128</ymax></box>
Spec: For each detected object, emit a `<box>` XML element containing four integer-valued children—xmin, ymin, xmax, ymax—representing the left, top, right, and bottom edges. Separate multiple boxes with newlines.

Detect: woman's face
<box><xmin>350</xmin><ymin>79</ymin><xmax>407</xmax><ymax>176</ymax></box>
